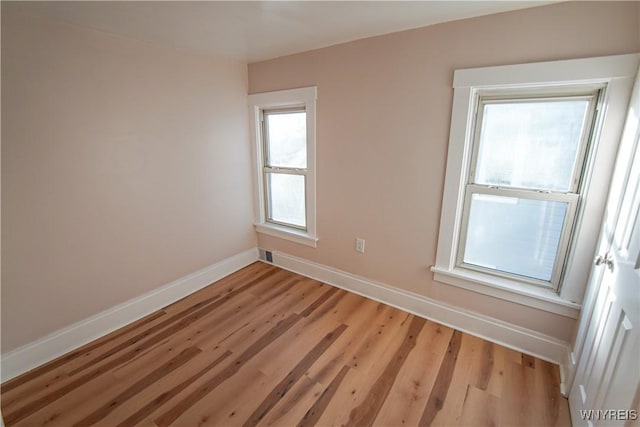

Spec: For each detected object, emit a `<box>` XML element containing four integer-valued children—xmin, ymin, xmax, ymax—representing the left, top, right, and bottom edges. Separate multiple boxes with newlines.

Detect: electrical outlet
<box><xmin>355</xmin><ymin>238</ymin><xmax>365</xmax><ymax>253</ymax></box>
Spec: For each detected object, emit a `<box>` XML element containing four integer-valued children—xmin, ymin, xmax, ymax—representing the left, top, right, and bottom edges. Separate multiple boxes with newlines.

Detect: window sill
<box><xmin>430</xmin><ymin>266</ymin><xmax>581</xmax><ymax>318</ymax></box>
<box><xmin>254</xmin><ymin>223</ymin><xmax>318</xmax><ymax>248</ymax></box>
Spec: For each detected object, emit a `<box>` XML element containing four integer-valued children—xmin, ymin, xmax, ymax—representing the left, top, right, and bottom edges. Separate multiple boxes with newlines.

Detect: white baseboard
<box><xmin>267</xmin><ymin>250</ymin><xmax>570</xmax><ymax>365</ymax></box>
<box><xmin>1</xmin><ymin>248</ymin><xmax>259</xmax><ymax>382</ymax></box>
<box><xmin>559</xmin><ymin>347</ymin><xmax>577</xmax><ymax>397</ymax></box>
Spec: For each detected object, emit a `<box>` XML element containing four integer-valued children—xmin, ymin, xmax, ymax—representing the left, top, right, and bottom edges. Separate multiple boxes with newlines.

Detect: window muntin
<box><xmin>262</xmin><ymin>108</ymin><xmax>308</xmax><ymax>230</ymax></box>
<box><xmin>458</xmin><ymin>92</ymin><xmax>599</xmax><ymax>288</ymax></box>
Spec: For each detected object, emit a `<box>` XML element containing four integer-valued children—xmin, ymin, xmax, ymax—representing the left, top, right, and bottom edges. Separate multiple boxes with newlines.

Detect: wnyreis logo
<box><xmin>580</xmin><ymin>409</ymin><xmax>638</xmax><ymax>421</ymax></box>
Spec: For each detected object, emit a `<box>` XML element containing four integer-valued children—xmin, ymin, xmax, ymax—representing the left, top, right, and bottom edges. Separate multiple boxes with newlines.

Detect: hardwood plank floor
<box><xmin>1</xmin><ymin>262</ymin><xmax>571</xmax><ymax>426</ymax></box>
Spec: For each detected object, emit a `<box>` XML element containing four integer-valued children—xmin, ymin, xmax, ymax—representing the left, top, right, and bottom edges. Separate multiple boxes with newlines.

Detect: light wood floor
<box><xmin>1</xmin><ymin>262</ymin><xmax>571</xmax><ymax>426</ymax></box>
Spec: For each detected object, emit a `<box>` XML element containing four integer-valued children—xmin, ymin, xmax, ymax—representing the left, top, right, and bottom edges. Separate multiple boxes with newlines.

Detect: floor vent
<box><xmin>258</xmin><ymin>249</ymin><xmax>273</xmax><ymax>263</ymax></box>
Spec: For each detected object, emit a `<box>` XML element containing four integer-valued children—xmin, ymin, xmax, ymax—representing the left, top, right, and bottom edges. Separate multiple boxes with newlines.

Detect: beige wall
<box><xmin>248</xmin><ymin>1</ymin><xmax>640</xmax><ymax>341</ymax></box>
<box><xmin>2</xmin><ymin>1</ymin><xmax>638</xmax><ymax>355</ymax></box>
<box><xmin>1</xmin><ymin>7</ymin><xmax>256</xmax><ymax>351</ymax></box>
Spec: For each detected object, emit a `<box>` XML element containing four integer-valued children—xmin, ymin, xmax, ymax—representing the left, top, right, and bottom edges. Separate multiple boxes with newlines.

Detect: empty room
<box><xmin>1</xmin><ymin>1</ymin><xmax>639</xmax><ymax>426</ymax></box>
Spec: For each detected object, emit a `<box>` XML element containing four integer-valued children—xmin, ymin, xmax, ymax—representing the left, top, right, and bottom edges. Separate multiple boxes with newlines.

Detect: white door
<box><xmin>569</xmin><ymin>70</ymin><xmax>640</xmax><ymax>425</ymax></box>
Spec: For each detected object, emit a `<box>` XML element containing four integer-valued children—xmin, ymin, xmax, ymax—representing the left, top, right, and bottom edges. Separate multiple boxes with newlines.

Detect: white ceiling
<box><xmin>14</xmin><ymin>1</ymin><xmax>558</xmax><ymax>63</ymax></box>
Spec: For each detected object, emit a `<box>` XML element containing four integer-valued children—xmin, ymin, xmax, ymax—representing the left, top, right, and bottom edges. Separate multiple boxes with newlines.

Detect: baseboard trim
<box><xmin>559</xmin><ymin>347</ymin><xmax>577</xmax><ymax>397</ymax></box>
<box><xmin>1</xmin><ymin>248</ymin><xmax>259</xmax><ymax>382</ymax></box>
<box><xmin>268</xmin><ymin>250</ymin><xmax>569</xmax><ymax>365</ymax></box>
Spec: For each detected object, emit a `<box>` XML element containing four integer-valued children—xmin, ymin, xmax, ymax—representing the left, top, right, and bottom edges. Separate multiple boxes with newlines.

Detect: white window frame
<box><xmin>249</xmin><ymin>87</ymin><xmax>318</xmax><ymax>247</ymax></box>
<box><xmin>432</xmin><ymin>54</ymin><xmax>639</xmax><ymax>317</ymax></box>
<box><xmin>457</xmin><ymin>90</ymin><xmax>599</xmax><ymax>290</ymax></box>
<box><xmin>262</xmin><ymin>107</ymin><xmax>308</xmax><ymax>230</ymax></box>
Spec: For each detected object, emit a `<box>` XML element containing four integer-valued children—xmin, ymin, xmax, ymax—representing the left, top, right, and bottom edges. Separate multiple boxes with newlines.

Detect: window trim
<box><xmin>249</xmin><ymin>86</ymin><xmax>318</xmax><ymax>247</ymax></box>
<box><xmin>431</xmin><ymin>54</ymin><xmax>639</xmax><ymax>315</ymax></box>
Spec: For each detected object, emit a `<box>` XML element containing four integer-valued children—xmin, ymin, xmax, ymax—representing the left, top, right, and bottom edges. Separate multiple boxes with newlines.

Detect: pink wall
<box><xmin>2</xmin><ymin>1</ymin><xmax>638</xmax><ymax>354</ymax></box>
<box><xmin>1</xmin><ymin>8</ymin><xmax>256</xmax><ymax>351</ymax></box>
<box><xmin>248</xmin><ymin>1</ymin><xmax>640</xmax><ymax>341</ymax></box>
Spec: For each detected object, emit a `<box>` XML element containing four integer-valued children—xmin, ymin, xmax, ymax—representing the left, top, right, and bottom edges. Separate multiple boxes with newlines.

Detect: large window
<box><xmin>458</xmin><ymin>93</ymin><xmax>598</xmax><ymax>288</ymax></box>
<box><xmin>432</xmin><ymin>54</ymin><xmax>639</xmax><ymax>314</ymax></box>
<box><xmin>249</xmin><ymin>87</ymin><xmax>317</xmax><ymax>247</ymax></box>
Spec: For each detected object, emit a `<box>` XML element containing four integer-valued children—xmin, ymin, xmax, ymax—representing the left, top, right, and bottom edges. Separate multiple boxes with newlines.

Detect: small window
<box><xmin>263</xmin><ymin>109</ymin><xmax>308</xmax><ymax>229</ymax></box>
<box><xmin>458</xmin><ymin>93</ymin><xmax>598</xmax><ymax>288</ymax></box>
<box><xmin>249</xmin><ymin>87</ymin><xmax>317</xmax><ymax>247</ymax></box>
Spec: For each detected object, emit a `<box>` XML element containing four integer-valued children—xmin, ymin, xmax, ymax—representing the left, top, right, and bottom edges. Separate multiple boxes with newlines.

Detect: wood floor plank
<box><xmin>429</xmin><ymin>333</ymin><xmax>488</xmax><ymax>426</ymax></box>
<box><xmin>500</xmin><ymin>360</ymin><xmax>536</xmax><ymax>426</ymax></box>
<box><xmin>174</xmin><ymin>364</ymin><xmax>271</xmax><ymax>426</ymax></box>
<box><xmin>311</xmin><ymin>309</ymin><xmax>419</xmax><ymax>426</ymax></box>
<box><xmin>347</xmin><ymin>305</ymin><xmax>410</xmax><ymax>371</ymax></box>
<box><xmin>261</xmin><ymin>374</ymin><xmax>325</xmax><ymax>426</ymax></box>
<box><xmin>302</xmin><ymin>295</ymin><xmax>384</xmax><ymax>387</ymax></box>
<box><xmin>419</xmin><ymin>330</ymin><xmax>464</xmax><ymax>426</ymax></box>
<box><xmin>109</xmin><ymin>291</ymin><xmax>257</xmax><ymax>380</ymax></box>
<box><xmin>73</xmin><ymin>346</ymin><xmax>202</xmax><ymax>426</ymax></box>
<box><xmin>15</xmin><ymin>347</ymin><xmax>193</xmax><ymax>427</ymax></box>
<box><xmin>0</xmin><ymin>310</ymin><xmax>167</xmax><ymax>395</ymax></box>
<box><xmin>114</xmin><ymin>349</ymin><xmax>233</xmax><ymax>426</ymax></box>
<box><xmin>0</xmin><ymin>310</ymin><xmax>171</xmax><ymax>415</ymax></box>
<box><xmin>153</xmin><ymin>313</ymin><xmax>301</xmax><ymax>426</ymax></box>
<box><xmin>459</xmin><ymin>384</ymin><xmax>500</xmax><ymax>426</ymax></box>
<box><xmin>471</xmin><ymin>341</ymin><xmax>507</xmax><ymax>399</ymax></box>
<box><xmin>161</xmin><ymin>262</ymin><xmax>273</xmax><ymax>315</ymax></box>
<box><xmin>76</xmin><ymin>266</ymin><xmax>279</xmax><ymax>376</ymax></box>
<box><xmin>253</xmin><ymin>293</ymin><xmax>347</xmax><ymax>381</ymax></box>
<box><xmin>15</xmin><ymin>338</ymin><xmax>209</xmax><ymax>425</ymax></box>
<box><xmin>264</xmin><ymin>296</ymin><xmax>388</xmax><ymax>425</ymax></box>
<box><xmin>522</xmin><ymin>353</ymin><xmax>537</xmax><ymax>369</ymax></box>
<box><xmin>534</xmin><ymin>358</ymin><xmax>571</xmax><ymax>427</ymax></box>
<box><xmin>346</xmin><ymin>315</ymin><xmax>426</xmax><ymax>426</ymax></box>
<box><xmin>475</xmin><ymin>341</ymin><xmax>495</xmax><ymax>390</ymax></box>
<box><xmin>1</xmin><ymin>263</ymin><xmax>571</xmax><ymax>427</ymax></box>
<box><xmin>172</xmin><ymin>288</ymin><xmax>347</xmax><ymax>426</ymax></box>
<box><xmin>244</xmin><ymin>323</ymin><xmax>348</xmax><ymax>426</ymax></box>
<box><xmin>296</xmin><ymin>365</ymin><xmax>350</xmax><ymax>427</ymax></box>
<box><xmin>211</xmin><ymin>279</ymin><xmax>335</xmax><ymax>356</ymax></box>
<box><xmin>5</xmin><ymin>273</ymin><xmax>269</xmax><ymax>425</ymax></box>
<box><xmin>373</xmin><ymin>322</ymin><xmax>454</xmax><ymax>426</ymax></box>
<box><xmin>153</xmin><ymin>287</ymin><xmax>338</xmax><ymax>425</ymax></box>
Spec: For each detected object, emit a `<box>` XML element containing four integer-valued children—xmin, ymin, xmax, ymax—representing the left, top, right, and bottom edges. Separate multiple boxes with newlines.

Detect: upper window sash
<box><xmin>261</xmin><ymin>107</ymin><xmax>308</xmax><ymax>170</ymax></box>
<box><xmin>467</xmin><ymin>92</ymin><xmax>600</xmax><ymax>195</ymax></box>
<box><xmin>261</xmin><ymin>109</ymin><xmax>309</xmax><ymax>175</ymax></box>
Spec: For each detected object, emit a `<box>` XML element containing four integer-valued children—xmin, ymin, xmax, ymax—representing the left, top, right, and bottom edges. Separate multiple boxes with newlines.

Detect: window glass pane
<box><xmin>267</xmin><ymin>173</ymin><xmax>306</xmax><ymax>228</ymax></box>
<box><xmin>463</xmin><ymin>193</ymin><xmax>567</xmax><ymax>282</ymax></box>
<box><xmin>475</xmin><ymin>99</ymin><xmax>589</xmax><ymax>191</ymax></box>
<box><xmin>266</xmin><ymin>111</ymin><xmax>307</xmax><ymax>168</ymax></box>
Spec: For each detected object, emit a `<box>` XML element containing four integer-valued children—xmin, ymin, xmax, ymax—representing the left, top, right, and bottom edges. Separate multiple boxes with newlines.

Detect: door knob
<box><xmin>594</xmin><ymin>253</ymin><xmax>614</xmax><ymax>269</ymax></box>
